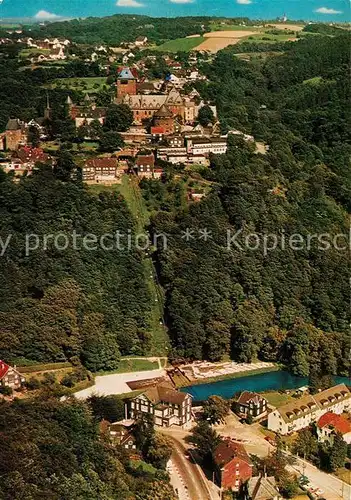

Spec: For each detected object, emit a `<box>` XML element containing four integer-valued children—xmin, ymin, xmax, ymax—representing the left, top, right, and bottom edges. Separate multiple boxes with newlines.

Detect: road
<box><xmin>163</xmin><ymin>434</ymin><xmax>213</xmax><ymax>500</ymax></box>
<box><xmin>287</xmin><ymin>455</ymin><xmax>351</xmax><ymax>500</ymax></box>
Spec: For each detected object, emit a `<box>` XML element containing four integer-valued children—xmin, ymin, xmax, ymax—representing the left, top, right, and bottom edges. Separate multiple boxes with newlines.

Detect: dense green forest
<box><xmin>23</xmin><ymin>15</ymin><xmax>211</xmax><ymax>46</ymax></box>
<box><xmin>0</xmin><ymin>397</ymin><xmax>175</xmax><ymax>499</ymax></box>
<box><xmin>0</xmin><ymin>165</ymin><xmax>153</xmax><ymax>365</ymax></box>
<box><xmin>148</xmin><ymin>32</ymin><xmax>350</xmax><ymax>378</ymax></box>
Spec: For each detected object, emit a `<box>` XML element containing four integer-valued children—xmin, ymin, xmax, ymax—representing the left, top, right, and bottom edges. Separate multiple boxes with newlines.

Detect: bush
<box><xmin>61</xmin><ymin>367</ymin><xmax>89</xmax><ymax>388</ymax></box>
<box><xmin>0</xmin><ymin>386</ymin><xmax>13</xmax><ymax>396</ymax></box>
<box><xmin>41</xmin><ymin>373</ymin><xmax>57</xmax><ymax>386</ymax></box>
<box><xmin>26</xmin><ymin>377</ymin><xmax>41</xmax><ymax>390</ymax></box>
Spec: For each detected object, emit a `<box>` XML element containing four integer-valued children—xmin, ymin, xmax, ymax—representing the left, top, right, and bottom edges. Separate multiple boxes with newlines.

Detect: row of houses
<box><xmin>81</xmin><ymin>153</ymin><xmax>163</xmax><ymax>183</ymax></box>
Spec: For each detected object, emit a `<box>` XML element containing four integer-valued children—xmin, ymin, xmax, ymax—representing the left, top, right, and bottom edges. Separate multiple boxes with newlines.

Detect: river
<box><xmin>180</xmin><ymin>370</ymin><xmax>349</xmax><ymax>402</ymax></box>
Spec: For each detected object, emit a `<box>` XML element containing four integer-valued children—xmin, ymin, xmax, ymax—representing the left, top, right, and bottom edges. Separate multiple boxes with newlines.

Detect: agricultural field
<box><xmin>19</xmin><ymin>48</ymin><xmax>50</xmax><ymax>58</ymax></box>
<box><xmin>195</xmin><ymin>30</ymin><xmax>257</xmax><ymax>52</ymax></box>
<box><xmin>154</xmin><ymin>35</ymin><xmax>204</xmax><ymax>52</ymax></box>
<box><xmin>47</xmin><ymin>76</ymin><xmax>108</xmax><ymax>93</ymax></box>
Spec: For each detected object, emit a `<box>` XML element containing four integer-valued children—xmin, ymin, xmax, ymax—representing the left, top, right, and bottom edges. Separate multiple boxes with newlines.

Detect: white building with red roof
<box><xmin>317</xmin><ymin>411</ymin><xmax>351</xmax><ymax>444</ymax></box>
<box><xmin>0</xmin><ymin>360</ymin><xmax>26</xmax><ymax>390</ymax></box>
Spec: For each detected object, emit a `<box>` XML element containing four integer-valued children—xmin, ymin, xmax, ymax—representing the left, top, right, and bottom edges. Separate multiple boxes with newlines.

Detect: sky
<box><xmin>0</xmin><ymin>0</ymin><xmax>350</xmax><ymax>22</ymax></box>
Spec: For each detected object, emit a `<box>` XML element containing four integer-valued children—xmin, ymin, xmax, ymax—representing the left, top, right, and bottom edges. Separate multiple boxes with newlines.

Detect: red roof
<box><xmin>16</xmin><ymin>146</ymin><xmax>49</xmax><ymax>163</ymax></box>
<box><xmin>0</xmin><ymin>361</ymin><xmax>10</xmax><ymax>380</ymax></box>
<box><xmin>86</xmin><ymin>158</ymin><xmax>118</xmax><ymax>169</ymax></box>
<box><xmin>317</xmin><ymin>412</ymin><xmax>351</xmax><ymax>435</ymax></box>
<box><xmin>136</xmin><ymin>154</ymin><xmax>155</xmax><ymax>167</ymax></box>
<box><xmin>237</xmin><ymin>391</ymin><xmax>265</xmax><ymax>405</ymax></box>
<box><xmin>214</xmin><ymin>438</ymin><xmax>251</xmax><ymax>467</ymax></box>
<box><xmin>151</xmin><ymin>126</ymin><xmax>165</xmax><ymax>135</ymax></box>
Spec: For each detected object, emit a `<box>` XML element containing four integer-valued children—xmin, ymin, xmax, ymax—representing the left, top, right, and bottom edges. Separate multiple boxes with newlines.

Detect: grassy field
<box><xmin>244</xmin><ymin>33</ymin><xmax>296</xmax><ymax>43</ymax></box>
<box><xmin>18</xmin><ymin>362</ymin><xmax>72</xmax><ymax>373</ymax></box>
<box><xmin>95</xmin><ymin>358</ymin><xmax>159</xmax><ymax>376</ymax></box>
<box><xmin>210</xmin><ymin>23</ymin><xmax>260</xmax><ymax>32</ymax></box>
<box><xmin>303</xmin><ymin>76</ymin><xmax>323</xmax><ymax>86</ymax></box>
<box><xmin>335</xmin><ymin>468</ymin><xmax>351</xmax><ymax>485</ymax></box>
<box><xmin>20</xmin><ymin>48</ymin><xmax>50</xmax><ymax>58</ymax></box>
<box><xmin>48</xmin><ymin>77</ymin><xmax>108</xmax><ymax>93</ymax></box>
<box><xmin>154</xmin><ymin>36</ymin><xmax>205</xmax><ymax>52</ymax></box>
<box><xmin>43</xmin><ymin>141</ymin><xmax>99</xmax><ymax>153</ymax></box>
<box><xmin>260</xmin><ymin>391</ymin><xmax>296</xmax><ymax>407</ymax></box>
<box><xmin>88</xmin><ymin>176</ymin><xmax>170</xmax><ymax>356</ymax></box>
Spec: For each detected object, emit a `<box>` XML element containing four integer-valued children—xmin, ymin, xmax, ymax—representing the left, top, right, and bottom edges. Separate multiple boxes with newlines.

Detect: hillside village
<box><xmin>0</xmin><ymin>32</ymin><xmax>238</xmax><ymax>192</ymax></box>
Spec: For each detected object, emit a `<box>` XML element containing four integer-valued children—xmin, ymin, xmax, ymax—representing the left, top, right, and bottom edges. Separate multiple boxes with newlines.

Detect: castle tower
<box><xmin>117</xmin><ymin>67</ymin><xmax>137</xmax><ymax>98</ymax></box>
<box><xmin>5</xmin><ymin>119</ymin><xmax>26</xmax><ymax>150</ymax></box>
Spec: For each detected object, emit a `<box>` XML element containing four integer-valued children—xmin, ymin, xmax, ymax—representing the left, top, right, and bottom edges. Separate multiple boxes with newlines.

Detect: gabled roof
<box><xmin>214</xmin><ymin>438</ymin><xmax>251</xmax><ymax>467</ymax></box>
<box><xmin>138</xmin><ymin>383</ymin><xmax>188</xmax><ymax>405</ymax></box>
<box><xmin>154</xmin><ymin>104</ymin><xmax>173</xmax><ymax>118</ymax></box>
<box><xmin>151</xmin><ymin>126</ymin><xmax>165</xmax><ymax>134</ymax></box>
<box><xmin>248</xmin><ymin>476</ymin><xmax>279</xmax><ymax>500</ymax></box>
<box><xmin>276</xmin><ymin>384</ymin><xmax>350</xmax><ymax>424</ymax></box>
<box><xmin>118</xmin><ymin>67</ymin><xmax>137</xmax><ymax>80</ymax></box>
<box><xmin>136</xmin><ymin>153</ymin><xmax>155</xmax><ymax>166</ymax></box>
<box><xmin>317</xmin><ymin>411</ymin><xmax>351</xmax><ymax>435</ymax></box>
<box><xmin>0</xmin><ymin>361</ymin><xmax>10</xmax><ymax>380</ymax></box>
<box><xmin>16</xmin><ymin>146</ymin><xmax>50</xmax><ymax>164</ymax></box>
<box><xmin>237</xmin><ymin>391</ymin><xmax>266</xmax><ymax>406</ymax></box>
<box><xmin>6</xmin><ymin>118</ymin><xmax>22</xmax><ymax>131</ymax></box>
<box><xmin>86</xmin><ymin>157</ymin><xmax>118</xmax><ymax>169</ymax></box>
<box><xmin>313</xmin><ymin>384</ymin><xmax>350</xmax><ymax>408</ymax></box>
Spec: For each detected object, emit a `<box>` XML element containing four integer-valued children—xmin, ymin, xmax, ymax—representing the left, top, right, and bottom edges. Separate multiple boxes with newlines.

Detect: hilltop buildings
<box><xmin>268</xmin><ymin>384</ymin><xmax>351</xmax><ymax>435</ymax></box>
<box><xmin>67</xmin><ymin>95</ymin><xmax>107</xmax><ymax>127</ymax></box>
<box><xmin>82</xmin><ymin>157</ymin><xmax>128</xmax><ymax>184</ymax></box>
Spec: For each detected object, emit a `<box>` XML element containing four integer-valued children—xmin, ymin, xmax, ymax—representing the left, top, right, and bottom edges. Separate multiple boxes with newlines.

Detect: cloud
<box><xmin>34</xmin><ymin>10</ymin><xmax>60</xmax><ymax>19</ymax></box>
<box><xmin>170</xmin><ymin>0</ymin><xmax>195</xmax><ymax>3</ymax></box>
<box><xmin>116</xmin><ymin>0</ymin><xmax>144</xmax><ymax>6</ymax></box>
<box><xmin>236</xmin><ymin>0</ymin><xmax>253</xmax><ymax>4</ymax></box>
<box><xmin>315</xmin><ymin>7</ymin><xmax>342</xmax><ymax>14</ymax></box>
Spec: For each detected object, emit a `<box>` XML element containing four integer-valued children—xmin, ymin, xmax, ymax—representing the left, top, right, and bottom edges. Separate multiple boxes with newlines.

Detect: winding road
<box><xmin>165</xmin><ymin>434</ymin><xmax>213</xmax><ymax>500</ymax></box>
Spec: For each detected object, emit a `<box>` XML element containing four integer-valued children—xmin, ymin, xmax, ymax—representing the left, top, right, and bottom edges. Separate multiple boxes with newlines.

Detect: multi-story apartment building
<box><xmin>186</xmin><ymin>137</ymin><xmax>227</xmax><ymax>156</ymax></box>
<box><xmin>82</xmin><ymin>157</ymin><xmax>128</xmax><ymax>184</ymax></box>
<box><xmin>268</xmin><ymin>384</ymin><xmax>351</xmax><ymax>435</ymax></box>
